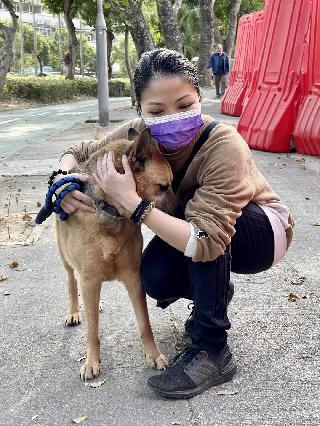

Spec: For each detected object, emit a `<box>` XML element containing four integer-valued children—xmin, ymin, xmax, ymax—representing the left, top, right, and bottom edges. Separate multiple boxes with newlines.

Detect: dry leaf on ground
<box><xmin>296</xmin><ymin>158</ymin><xmax>305</xmax><ymax>164</ymax></box>
<box><xmin>22</xmin><ymin>214</ymin><xmax>33</xmax><ymax>222</ymax></box>
<box><xmin>313</xmin><ymin>222</ymin><xmax>320</xmax><ymax>227</ymax></box>
<box><xmin>87</xmin><ymin>378</ymin><xmax>107</xmax><ymax>388</ymax></box>
<box><xmin>36</xmin><ymin>201</ymin><xmax>41</xmax><ymax>207</ymax></box>
<box><xmin>0</xmin><ymin>275</ymin><xmax>8</xmax><ymax>282</ymax></box>
<box><xmin>288</xmin><ymin>292</ymin><xmax>299</xmax><ymax>302</ymax></box>
<box><xmin>72</xmin><ymin>416</ymin><xmax>86</xmax><ymax>424</ymax></box>
<box><xmin>9</xmin><ymin>261</ymin><xmax>19</xmax><ymax>269</ymax></box>
<box><xmin>4</xmin><ymin>291</ymin><xmax>11</xmax><ymax>296</ymax></box>
<box><xmin>291</xmin><ymin>276</ymin><xmax>306</xmax><ymax>285</ymax></box>
<box><xmin>217</xmin><ymin>389</ymin><xmax>239</xmax><ymax>396</ymax></box>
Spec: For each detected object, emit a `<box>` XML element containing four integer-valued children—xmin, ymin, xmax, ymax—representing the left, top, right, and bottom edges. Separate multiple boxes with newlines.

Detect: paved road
<box><xmin>0</xmin><ymin>97</ymin><xmax>131</xmax><ymax>159</ymax></box>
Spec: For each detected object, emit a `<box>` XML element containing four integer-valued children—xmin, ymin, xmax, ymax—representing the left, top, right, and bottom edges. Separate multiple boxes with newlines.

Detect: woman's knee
<box><xmin>141</xmin><ymin>261</ymin><xmax>170</xmax><ymax>300</ymax></box>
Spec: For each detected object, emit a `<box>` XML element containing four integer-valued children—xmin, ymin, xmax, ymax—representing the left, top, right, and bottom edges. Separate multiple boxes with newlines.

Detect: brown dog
<box><xmin>55</xmin><ymin>128</ymin><xmax>176</xmax><ymax>380</ymax></box>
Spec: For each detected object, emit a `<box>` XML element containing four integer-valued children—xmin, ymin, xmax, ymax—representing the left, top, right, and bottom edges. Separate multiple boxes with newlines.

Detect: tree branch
<box><xmin>2</xmin><ymin>0</ymin><xmax>18</xmax><ymax>31</ymax></box>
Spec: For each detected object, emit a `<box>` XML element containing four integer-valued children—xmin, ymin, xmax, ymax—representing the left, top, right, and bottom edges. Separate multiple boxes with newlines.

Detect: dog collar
<box><xmin>85</xmin><ymin>183</ymin><xmax>124</xmax><ymax>221</ymax></box>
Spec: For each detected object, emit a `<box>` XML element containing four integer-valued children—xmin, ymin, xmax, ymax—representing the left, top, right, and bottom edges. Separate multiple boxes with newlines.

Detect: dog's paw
<box><xmin>80</xmin><ymin>358</ymin><xmax>101</xmax><ymax>381</ymax></box>
<box><xmin>145</xmin><ymin>353</ymin><xmax>169</xmax><ymax>370</ymax></box>
<box><xmin>65</xmin><ymin>312</ymin><xmax>81</xmax><ymax>326</ymax></box>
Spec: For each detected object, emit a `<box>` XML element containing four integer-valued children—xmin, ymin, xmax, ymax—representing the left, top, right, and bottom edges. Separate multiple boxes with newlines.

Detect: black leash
<box><xmin>172</xmin><ymin>121</ymin><xmax>219</xmax><ymax>193</ymax></box>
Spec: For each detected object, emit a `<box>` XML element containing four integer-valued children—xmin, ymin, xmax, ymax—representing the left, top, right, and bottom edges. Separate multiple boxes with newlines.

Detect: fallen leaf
<box><xmin>32</xmin><ymin>186</ymin><xmax>36</xmax><ymax>189</ymax></box>
<box><xmin>217</xmin><ymin>388</ymin><xmax>239</xmax><ymax>396</ymax></box>
<box><xmin>296</xmin><ymin>158</ymin><xmax>305</xmax><ymax>164</ymax></box>
<box><xmin>288</xmin><ymin>292</ymin><xmax>299</xmax><ymax>302</ymax></box>
<box><xmin>99</xmin><ymin>301</ymin><xmax>104</xmax><ymax>312</ymax></box>
<box><xmin>4</xmin><ymin>291</ymin><xmax>11</xmax><ymax>296</ymax></box>
<box><xmin>22</xmin><ymin>214</ymin><xmax>33</xmax><ymax>221</ymax></box>
<box><xmin>72</xmin><ymin>416</ymin><xmax>86</xmax><ymax>424</ymax></box>
<box><xmin>305</xmin><ymin>197</ymin><xmax>310</xmax><ymax>200</ymax></box>
<box><xmin>291</xmin><ymin>276</ymin><xmax>306</xmax><ymax>285</ymax></box>
<box><xmin>0</xmin><ymin>275</ymin><xmax>8</xmax><ymax>282</ymax></box>
<box><xmin>77</xmin><ymin>356</ymin><xmax>86</xmax><ymax>362</ymax></box>
<box><xmin>17</xmin><ymin>188</ymin><xmax>21</xmax><ymax>192</ymax></box>
<box><xmin>313</xmin><ymin>222</ymin><xmax>320</xmax><ymax>227</ymax></box>
<box><xmin>36</xmin><ymin>201</ymin><xmax>41</xmax><ymax>207</ymax></box>
<box><xmin>9</xmin><ymin>261</ymin><xmax>19</xmax><ymax>269</ymax></box>
<box><xmin>87</xmin><ymin>378</ymin><xmax>107</xmax><ymax>388</ymax></box>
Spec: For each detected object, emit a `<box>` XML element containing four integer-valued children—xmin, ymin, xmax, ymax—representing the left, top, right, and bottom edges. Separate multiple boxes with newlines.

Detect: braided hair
<box><xmin>133</xmin><ymin>48</ymin><xmax>201</xmax><ymax>115</ymax></box>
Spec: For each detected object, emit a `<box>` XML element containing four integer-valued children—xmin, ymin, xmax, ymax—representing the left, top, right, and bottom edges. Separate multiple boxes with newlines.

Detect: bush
<box><xmin>3</xmin><ymin>75</ymin><xmax>131</xmax><ymax>103</ymax></box>
<box><xmin>108</xmin><ymin>78</ymin><xmax>131</xmax><ymax>97</ymax></box>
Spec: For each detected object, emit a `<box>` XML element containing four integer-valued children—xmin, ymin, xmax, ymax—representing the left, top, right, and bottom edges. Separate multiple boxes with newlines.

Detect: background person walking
<box><xmin>208</xmin><ymin>44</ymin><xmax>230</xmax><ymax>99</ymax></box>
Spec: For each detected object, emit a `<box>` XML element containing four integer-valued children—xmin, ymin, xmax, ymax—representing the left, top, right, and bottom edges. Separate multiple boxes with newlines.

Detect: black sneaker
<box><xmin>147</xmin><ymin>344</ymin><xmax>237</xmax><ymax>399</ymax></box>
<box><xmin>184</xmin><ymin>281</ymin><xmax>235</xmax><ymax>337</ymax></box>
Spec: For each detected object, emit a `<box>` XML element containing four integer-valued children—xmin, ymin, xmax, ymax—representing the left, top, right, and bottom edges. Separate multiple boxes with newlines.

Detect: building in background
<box><xmin>0</xmin><ymin>1</ymin><xmax>95</xmax><ymax>47</ymax></box>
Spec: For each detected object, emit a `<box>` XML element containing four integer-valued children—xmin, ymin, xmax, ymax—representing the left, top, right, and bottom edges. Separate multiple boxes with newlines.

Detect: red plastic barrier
<box><xmin>293</xmin><ymin>0</ymin><xmax>320</xmax><ymax>157</ymax></box>
<box><xmin>221</xmin><ymin>12</ymin><xmax>265</xmax><ymax>117</ymax></box>
<box><xmin>238</xmin><ymin>0</ymin><xmax>312</xmax><ymax>153</ymax></box>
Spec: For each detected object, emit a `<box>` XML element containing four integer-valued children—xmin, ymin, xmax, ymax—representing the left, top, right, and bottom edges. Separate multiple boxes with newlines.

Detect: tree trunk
<box><xmin>126</xmin><ymin>0</ymin><xmax>154</xmax><ymax>58</ymax></box>
<box><xmin>213</xmin><ymin>10</ymin><xmax>223</xmax><ymax>46</ymax></box>
<box><xmin>37</xmin><ymin>55</ymin><xmax>43</xmax><ymax>75</ymax></box>
<box><xmin>107</xmin><ymin>29</ymin><xmax>114</xmax><ymax>79</ymax></box>
<box><xmin>156</xmin><ymin>0</ymin><xmax>182</xmax><ymax>52</ymax></box>
<box><xmin>64</xmin><ymin>0</ymin><xmax>78</xmax><ymax>80</ymax></box>
<box><xmin>224</xmin><ymin>0</ymin><xmax>242</xmax><ymax>56</ymax></box>
<box><xmin>198</xmin><ymin>0</ymin><xmax>215</xmax><ymax>87</ymax></box>
<box><xmin>124</xmin><ymin>27</ymin><xmax>136</xmax><ymax>107</ymax></box>
<box><xmin>0</xmin><ymin>0</ymin><xmax>18</xmax><ymax>100</ymax></box>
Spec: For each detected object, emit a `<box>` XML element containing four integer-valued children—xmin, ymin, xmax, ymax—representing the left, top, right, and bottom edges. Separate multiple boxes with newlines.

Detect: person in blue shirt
<box><xmin>208</xmin><ymin>44</ymin><xmax>230</xmax><ymax>98</ymax></box>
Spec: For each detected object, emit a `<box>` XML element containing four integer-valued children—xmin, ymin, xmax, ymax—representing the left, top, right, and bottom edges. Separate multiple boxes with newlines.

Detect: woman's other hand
<box><xmin>54</xmin><ymin>173</ymin><xmax>96</xmax><ymax>214</ymax></box>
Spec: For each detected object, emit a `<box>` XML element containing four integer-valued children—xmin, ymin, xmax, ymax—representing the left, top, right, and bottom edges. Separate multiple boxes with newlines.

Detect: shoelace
<box><xmin>186</xmin><ymin>302</ymin><xmax>195</xmax><ymax>322</ymax></box>
<box><xmin>170</xmin><ymin>345</ymin><xmax>200</xmax><ymax>369</ymax></box>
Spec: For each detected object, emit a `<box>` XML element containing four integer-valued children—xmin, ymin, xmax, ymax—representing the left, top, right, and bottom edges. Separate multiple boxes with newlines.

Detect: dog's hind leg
<box><xmin>79</xmin><ymin>277</ymin><xmax>102</xmax><ymax>380</ymax></box>
<box><xmin>122</xmin><ymin>273</ymin><xmax>168</xmax><ymax>370</ymax></box>
<box><xmin>63</xmin><ymin>262</ymin><xmax>81</xmax><ymax>326</ymax></box>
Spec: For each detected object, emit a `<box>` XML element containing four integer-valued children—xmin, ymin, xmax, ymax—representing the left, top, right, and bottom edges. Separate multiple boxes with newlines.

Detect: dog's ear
<box><xmin>127</xmin><ymin>128</ymin><xmax>159</xmax><ymax>171</ymax></box>
<box><xmin>127</xmin><ymin>127</ymin><xmax>140</xmax><ymax>141</ymax></box>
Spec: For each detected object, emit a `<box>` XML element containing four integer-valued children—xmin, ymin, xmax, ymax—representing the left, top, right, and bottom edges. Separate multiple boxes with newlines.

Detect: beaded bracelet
<box><xmin>138</xmin><ymin>201</ymin><xmax>155</xmax><ymax>225</ymax></box>
<box><xmin>48</xmin><ymin>169</ymin><xmax>69</xmax><ymax>187</ymax></box>
<box><xmin>130</xmin><ymin>199</ymin><xmax>154</xmax><ymax>224</ymax></box>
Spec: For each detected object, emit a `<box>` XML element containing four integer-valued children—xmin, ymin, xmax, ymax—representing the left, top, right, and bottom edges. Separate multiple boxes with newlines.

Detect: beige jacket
<box><xmin>62</xmin><ymin>115</ymin><xmax>293</xmax><ymax>262</ymax></box>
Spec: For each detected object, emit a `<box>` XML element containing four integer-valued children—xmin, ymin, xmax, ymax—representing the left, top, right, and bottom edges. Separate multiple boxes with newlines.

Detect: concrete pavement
<box><xmin>0</xmin><ymin>92</ymin><xmax>319</xmax><ymax>425</ymax></box>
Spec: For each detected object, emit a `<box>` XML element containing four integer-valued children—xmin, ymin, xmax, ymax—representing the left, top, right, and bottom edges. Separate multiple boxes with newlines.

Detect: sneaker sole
<box><xmin>148</xmin><ymin>362</ymin><xmax>237</xmax><ymax>399</ymax></box>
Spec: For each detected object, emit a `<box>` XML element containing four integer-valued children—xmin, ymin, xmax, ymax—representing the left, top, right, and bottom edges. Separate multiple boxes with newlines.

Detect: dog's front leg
<box><xmin>79</xmin><ymin>277</ymin><xmax>102</xmax><ymax>380</ymax></box>
<box><xmin>122</xmin><ymin>273</ymin><xmax>168</xmax><ymax>370</ymax></box>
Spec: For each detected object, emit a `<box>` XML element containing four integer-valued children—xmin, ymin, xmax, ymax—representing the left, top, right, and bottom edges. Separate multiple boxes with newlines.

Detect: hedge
<box><xmin>3</xmin><ymin>75</ymin><xmax>131</xmax><ymax>103</ymax></box>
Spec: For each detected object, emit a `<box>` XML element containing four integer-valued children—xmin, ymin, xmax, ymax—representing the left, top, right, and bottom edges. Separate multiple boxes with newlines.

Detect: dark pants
<box><xmin>141</xmin><ymin>202</ymin><xmax>274</xmax><ymax>352</ymax></box>
<box><xmin>214</xmin><ymin>74</ymin><xmax>227</xmax><ymax>97</ymax></box>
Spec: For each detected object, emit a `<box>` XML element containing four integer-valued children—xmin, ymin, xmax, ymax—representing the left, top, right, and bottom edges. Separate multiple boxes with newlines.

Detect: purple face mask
<box><xmin>143</xmin><ymin>107</ymin><xmax>204</xmax><ymax>150</ymax></box>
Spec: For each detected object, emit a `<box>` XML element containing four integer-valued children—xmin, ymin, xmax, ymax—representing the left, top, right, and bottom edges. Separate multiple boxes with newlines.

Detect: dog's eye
<box><xmin>159</xmin><ymin>184</ymin><xmax>169</xmax><ymax>192</ymax></box>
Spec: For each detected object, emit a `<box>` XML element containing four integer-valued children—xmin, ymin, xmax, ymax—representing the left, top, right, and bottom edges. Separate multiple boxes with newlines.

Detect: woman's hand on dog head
<box><xmin>59</xmin><ymin>173</ymin><xmax>96</xmax><ymax>214</ymax></box>
<box><xmin>93</xmin><ymin>152</ymin><xmax>141</xmax><ymax>213</ymax></box>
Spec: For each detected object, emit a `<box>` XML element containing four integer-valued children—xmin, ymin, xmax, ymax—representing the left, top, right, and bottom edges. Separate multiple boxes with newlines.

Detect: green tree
<box><xmin>41</xmin><ymin>0</ymin><xmax>79</xmax><ymax>79</ymax></box>
<box><xmin>111</xmin><ymin>31</ymin><xmax>137</xmax><ymax>77</ymax></box>
<box><xmin>177</xmin><ymin>3</ymin><xmax>200</xmax><ymax>58</ymax></box>
<box><xmin>10</xmin><ymin>22</ymin><xmax>54</xmax><ymax>74</ymax></box>
<box><xmin>0</xmin><ymin>0</ymin><xmax>18</xmax><ymax>99</ymax></box>
<box><xmin>214</xmin><ymin>0</ymin><xmax>264</xmax><ymax>53</ymax></box>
